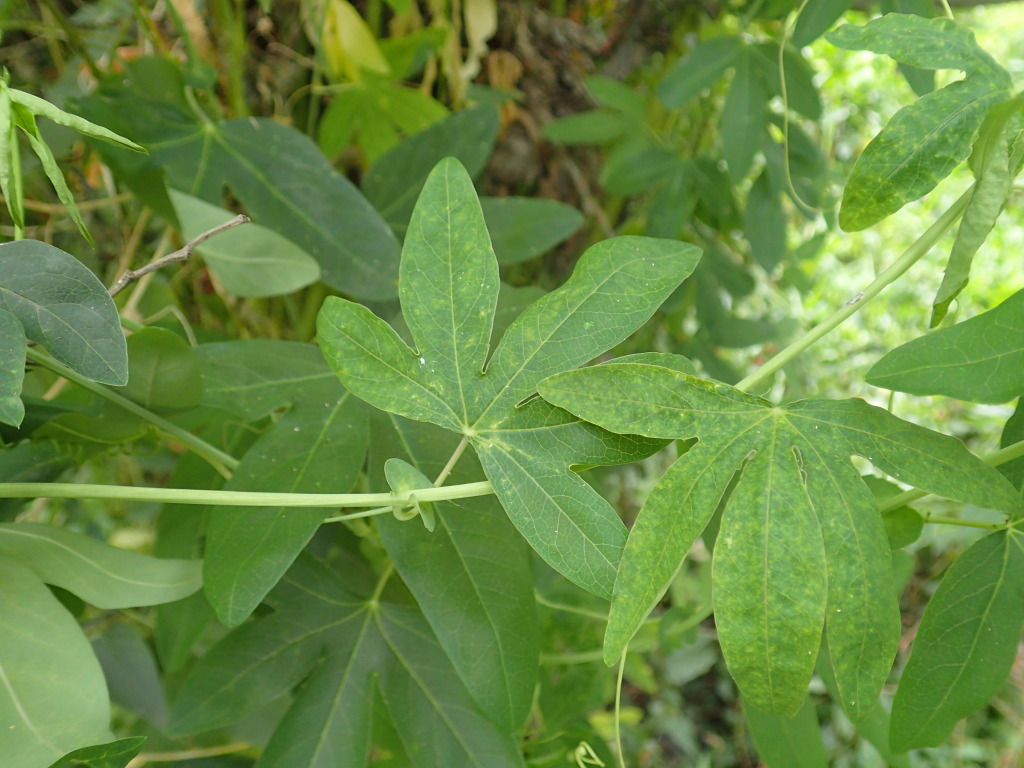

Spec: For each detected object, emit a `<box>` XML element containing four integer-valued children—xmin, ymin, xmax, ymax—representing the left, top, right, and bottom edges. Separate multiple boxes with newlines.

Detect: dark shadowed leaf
<box><xmin>0</xmin><ymin>308</ymin><xmax>25</xmax><ymax>426</ymax></box>
<box><xmin>0</xmin><ymin>240</ymin><xmax>127</xmax><ymax>385</ymax></box>
<box><xmin>124</xmin><ymin>327</ymin><xmax>203</xmax><ymax>412</ymax></box>
<box><xmin>480</xmin><ymin>196</ymin><xmax>584</xmax><ymax>264</ymax></box>
<box><xmin>746</xmin><ymin>697</ymin><xmax>828</xmax><ymax>768</ymax></box>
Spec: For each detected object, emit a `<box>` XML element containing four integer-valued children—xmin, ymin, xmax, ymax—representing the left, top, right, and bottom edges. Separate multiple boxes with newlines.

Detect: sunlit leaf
<box><xmin>868</xmin><ymin>287</ymin><xmax>1024</xmax><ymax>403</ymax></box>
<box><xmin>319</xmin><ymin>158</ymin><xmax>698</xmax><ymax>598</ymax></box>
<box><xmin>539</xmin><ymin>363</ymin><xmax>1019</xmax><ymax>715</ymax></box>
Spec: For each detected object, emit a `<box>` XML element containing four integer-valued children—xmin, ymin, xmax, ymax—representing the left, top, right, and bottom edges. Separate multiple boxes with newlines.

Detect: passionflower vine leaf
<box><xmin>538</xmin><ymin>362</ymin><xmax>1020</xmax><ymax>717</ymax></box>
<box><xmin>318</xmin><ymin>157</ymin><xmax>702</xmax><ymax>598</ymax></box>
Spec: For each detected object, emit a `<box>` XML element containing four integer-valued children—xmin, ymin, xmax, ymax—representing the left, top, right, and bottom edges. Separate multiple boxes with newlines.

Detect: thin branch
<box><xmin>108</xmin><ymin>214</ymin><xmax>250</xmax><ymax>297</ymax></box>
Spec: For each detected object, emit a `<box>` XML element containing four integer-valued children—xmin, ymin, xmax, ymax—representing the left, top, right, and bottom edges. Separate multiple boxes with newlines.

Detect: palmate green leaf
<box><xmin>0</xmin><ymin>240</ymin><xmax>127</xmax><ymax>386</ymax></box>
<box><xmin>891</xmin><ymin>529</ymin><xmax>1024</xmax><ymax>751</ymax></box>
<box><xmin>169</xmin><ymin>190</ymin><xmax>320</xmax><ymax>298</ymax></box>
<box><xmin>204</xmin><ymin>387</ymin><xmax>368</xmax><ymax>627</ymax></box>
<box><xmin>7</xmin><ymin>88</ymin><xmax>144</xmax><ymax>151</ymax></box>
<box><xmin>0</xmin><ymin>559</ymin><xmax>114</xmax><ymax>768</ymax></box>
<box><xmin>0</xmin><ymin>307</ymin><xmax>26</xmax><ymax>426</ymax></box>
<box><xmin>370</xmin><ymin>415</ymin><xmax>538</xmax><ymax>731</ymax></box>
<box><xmin>318</xmin><ymin>158</ymin><xmax>700</xmax><ymax>598</ymax></box>
<box><xmin>0</xmin><ymin>523</ymin><xmax>202</xmax><ymax>608</ymax></box>
<box><xmin>931</xmin><ymin>100</ymin><xmax>1019</xmax><ymax>325</ymax></box>
<box><xmin>169</xmin><ymin>553</ymin><xmax>525</xmax><ymax>768</ymax></box>
<box><xmin>868</xmin><ymin>287</ymin><xmax>1024</xmax><ymax>403</ymax></box>
<box><xmin>538</xmin><ymin>363</ymin><xmax>1020</xmax><ymax>716</ymax></box>
<box><xmin>828</xmin><ymin>13</ymin><xmax>1012</xmax><ymax>231</ymax></box>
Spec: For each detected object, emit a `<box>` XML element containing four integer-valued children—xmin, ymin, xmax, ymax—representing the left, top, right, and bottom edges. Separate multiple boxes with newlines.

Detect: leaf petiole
<box><xmin>737</xmin><ymin>186</ymin><xmax>974</xmax><ymax>392</ymax></box>
<box><xmin>26</xmin><ymin>346</ymin><xmax>238</xmax><ymax>478</ymax></box>
<box><xmin>0</xmin><ymin>480</ymin><xmax>496</xmax><ymax>508</ymax></box>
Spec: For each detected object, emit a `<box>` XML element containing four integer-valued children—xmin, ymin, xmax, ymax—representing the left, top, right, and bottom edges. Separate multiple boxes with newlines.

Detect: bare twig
<box><xmin>108</xmin><ymin>214</ymin><xmax>250</xmax><ymax>297</ymax></box>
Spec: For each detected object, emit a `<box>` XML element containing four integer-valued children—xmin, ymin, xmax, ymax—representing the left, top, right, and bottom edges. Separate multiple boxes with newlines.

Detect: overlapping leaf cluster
<box><xmin>317</xmin><ymin>156</ymin><xmax>701</xmax><ymax>599</ymax></box>
<box><xmin>538</xmin><ymin>361</ymin><xmax>1021</xmax><ymax>718</ymax></box>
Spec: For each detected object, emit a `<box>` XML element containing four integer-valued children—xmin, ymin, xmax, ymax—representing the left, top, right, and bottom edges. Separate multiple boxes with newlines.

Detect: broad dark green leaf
<box><xmin>169</xmin><ymin>190</ymin><xmax>320</xmax><ymax>297</ymax></box>
<box><xmin>0</xmin><ymin>559</ymin><xmax>114</xmax><ymax>768</ymax></box>
<box><xmin>931</xmin><ymin>102</ymin><xmax>1017</xmax><ymax>325</ymax></box>
<box><xmin>0</xmin><ymin>523</ymin><xmax>202</xmax><ymax>608</ymax></box>
<box><xmin>124</xmin><ymin>327</ymin><xmax>202</xmax><ymax>412</ymax></box>
<box><xmin>364</xmin><ymin>105</ymin><xmax>499</xmax><ymax>234</ymax></box>
<box><xmin>539</xmin><ymin>363</ymin><xmax>1019</xmax><ymax>715</ymax></box>
<box><xmin>196</xmin><ymin>340</ymin><xmax>340</xmax><ymax>420</ymax></box>
<box><xmin>721</xmin><ymin>47</ymin><xmax>767</xmax><ymax>182</ymax></box>
<box><xmin>891</xmin><ymin>530</ymin><xmax>1024</xmax><ymax>751</ymax></box>
<box><xmin>480</xmin><ymin>197</ymin><xmax>584</xmax><ymax>264</ymax></box>
<box><xmin>48</xmin><ymin>738</ymin><xmax>145</xmax><ymax>768</ymax></box>
<box><xmin>170</xmin><ymin>554</ymin><xmax>526</xmax><ymax>768</ymax></box>
<box><xmin>76</xmin><ymin>70</ymin><xmax>400</xmax><ymax>299</ymax></box>
<box><xmin>371</xmin><ymin>416</ymin><xmax>537</xmax><ymax>730</ymax></box>
<box><xmin>204</xmin><ymin>389</ymin><xmax>369</xmax><ymax>626</ymax></box>
<box><xmin>828</xmin><ymin>14</ymin><xmax>1011</xmax><ymax>230</ymax></box>
<box><xmin>0</xmin><ymin>240</ymin><xmax>127</xmax><ymax>385</ymax></box>
<box><xmin>868</xmin><ymin>288</ymin><xmax>1024</xmax><ymax>403</ymax></box>
<box><xmin>792</xmin><ymin>0</ymin><xmax>852</xmax><ymax>47</ymax></box>
<box><xmin>155</xmin><ymin>117</ymin><xmax>399</xmax><ymax>298</ymax></box>
<box><xmin>319</xmin><ymin>158</ymin><xmax>697</xmax><ymax>598</ymax></box>
<box><xmin>657</xmin><ymin>36</ymin><xmax>743</xmax><ymax>108</ymax></box>
<box><xmin>92</xmin><ymin>623</ymin><xmax>167</xmax><ymax>727</ymax></box>
<box><xmin>0</xmin><ymin>307</ymin><xmax>26</xmax><ymax>426</ymax></box>
<box><xmin>745</xmin><ymin>697</ymin><xmax>828</xmax><ymax>768</ymax></box>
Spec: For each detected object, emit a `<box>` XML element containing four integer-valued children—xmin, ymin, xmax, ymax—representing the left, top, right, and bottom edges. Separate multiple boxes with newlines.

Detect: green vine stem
<box><xmin>736</xmin><ymin>186</ymin><xmax>974</xmax><ymax>393</ymax></box>
<box><xmin>921</xmin><ymin>514</ymin><xmax>1007</xmax><ymax>531</ymax></box>
<box><xmin>25</xmin><ymin>347</ymin><xmax>239</xmax><ymax>478</ymax></box>
<box><xmin>0</xmin><ymin>480</ymin><xmax>494</xmax><ymax>508</ymax></box>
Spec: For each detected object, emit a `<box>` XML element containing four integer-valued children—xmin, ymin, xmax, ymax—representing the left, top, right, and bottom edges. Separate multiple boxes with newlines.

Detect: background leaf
<box><xmin>891</xmin><ymin>530</ymin><xmax>1024</xmax><ymax>751</ymax></box>
<box><xmin>745</xmin><ymin>697</ymin><xmax>829</xmax><ymax>768</ymax></box>
<box><xmin>480</xmin><ymin>196</ymin><xmax>584</xmax><ymax>264</ymax></box>
<box><xmin>721</xmin><ymin>47</ymin><xmax>766</xmax><ymax>182</ymax></box>
<box><xmin>0</xmin><ymin>240</ymin><xmax>127</xmax><ymax>385</ymax></box>
<box><xmin>123</xmin><ymin>327</ymin><xmax>203</xmax><ymax>412</ymax></box>
<box><xmin>657</xmin><ymin>36</ymin><xmax>742</xmax><ymax>108</ymax></box>
<box><xmin>363</xmin><ymin>105</ymin><xmax>499</xmax><ymax>234</ymax></box>
<box><xmin>0</xmin><ymin>559</ymin><xmax>114</xmax><ymax>768</ymax></box>
<box><xmin>0</xmin><ymin>523</ymin><xmax>201</xmax><ymax>608</ymax></box>
<box><xmin>169</xmin><ymin>190</ymin><xmax>320</xmax><ymax>298</ymax></box>
<box><xmin>868</xmin><ymin>288</ymin><xmax>1024</xmax><ymax>403</ymax></box>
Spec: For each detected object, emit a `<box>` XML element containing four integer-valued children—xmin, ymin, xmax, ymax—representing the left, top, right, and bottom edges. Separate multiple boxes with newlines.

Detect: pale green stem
<box><xmin>534</xmin><ymin>592</ymin><xmax>610</xmax><ymax>622</ymax></box>
<box><xmin>0</xmin><ymin>480</ymin><xmax>495</xmax><ymax>507</ymax></box>
<box><xmin>922</xmin><ymin>514</ymin><xmax>1007</xmax><ymax>531</ymax></box>
<box><xmin>435</xmin><ymin>435</ymin><xmax>470</xmax><ymax>486</ymax></box>
<box><xmin>26</xmin><ymin>347</ymin><xmax>238</xmax><ymax>479</ymax></box>
<box><xmin>737</xmin><ymin>187</ymin><xmax>973</xmax><ymax>392</ymax></box>
<box><xmin>878</xmin><ymin>436</ymin><xmax>1024</xmax><ymax>513</ymax></box>
<box><xmin>322</xmin><ymin>505</ymin><xmax>394</xmax><ymax>524</ymax></box>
